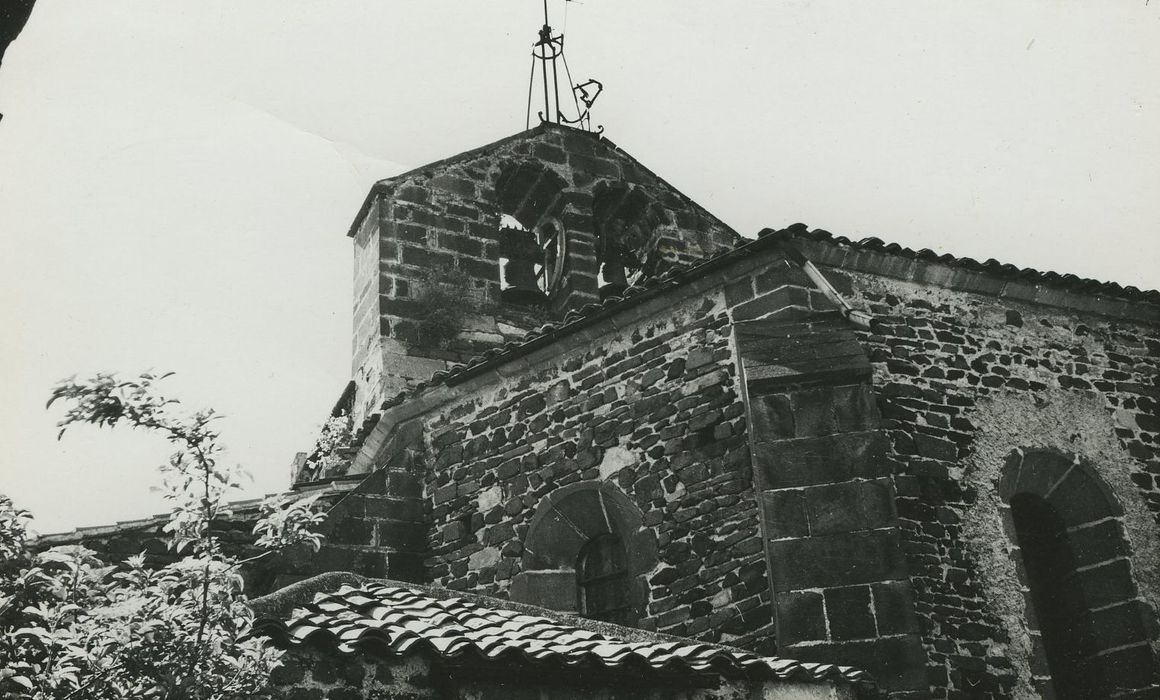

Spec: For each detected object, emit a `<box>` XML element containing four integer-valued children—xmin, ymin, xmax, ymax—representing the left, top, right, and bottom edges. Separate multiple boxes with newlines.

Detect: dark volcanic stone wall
<box><xmin>419</xmin><ymin>293</ymin><xmax>778</xmax><ymax>652</ymax></box>
<box><xmin>344</xmin><ymin>249</ymin><xmax>925</xmax><ymax>689</ymax></box>
<box><xmin>347</xmin><ymin>124</ymin><xmax>738</xmax><ymax>427</ymax></box>
<box><xmin>268</xmin><ymin>649</ymin><xmax>437</xmax><ymax>699</ymax></box>
<box><xmin>724</xmin><ymin>260</ymin><xmax>928</xmax><ymax>699</ymax></box>
<box><xmin>36</xmin><ymin>469</ymin><xmax>429</xmax><ymax>598</ymax></box>
<box><xmin>827</xmin><ymin>266</ymin><xmax>1160</xmax><ymax>698</ymax></box>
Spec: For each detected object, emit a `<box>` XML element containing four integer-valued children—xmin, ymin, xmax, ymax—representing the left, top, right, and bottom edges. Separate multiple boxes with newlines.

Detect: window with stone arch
<box><xmin>510</xmin><ymin>481</ymin><xmax>657</xmax><ymax>626</ymax></box>
<box><xmin>493</xmin><ymin>161</ymin><xmax>568</xmax><ymax>306</ymax></box>
<box><xmin>591</xmin><ymin>184</ymin><xmax>669</xmax><ymax>300</ymax></box>
<box><xmin>576</xmin><ymin>533</ymin><xmax>632</xmax><ymax>624</ymax></box>
<box><xmin>998</xmin><ymin>449</ymin><xmax>1159</xmax><ymax>697</ymax></box>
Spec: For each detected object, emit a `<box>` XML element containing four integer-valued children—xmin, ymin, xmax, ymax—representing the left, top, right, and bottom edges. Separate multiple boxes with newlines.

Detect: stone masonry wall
<box><xmin>268</xmin><ymin>648</ymin><xmax>437</xmax><ymax>699</ymax></box>
<box><xmin>419</xmin><ymin>291</ymin><xmax>777</xmax><ymax>652</ymax></box>
<box><xmin>341</xmin><ymin>247</ymin><xmax>927</xmax><ymax>690</ymax></box>
<box><xmin>348</xmin><ymin>124</ymin><xmax>738</xmax><ymax>426</ymax></box>
<box><xmin>36</xmin><ymin>466</ymin><xmax>428</xmax><ymax>599</ymax></box>
<box><xmin>721</xmin><ymin>255</ymin><xmax>928</xmax><ymax>699</ymax></box>
<box><xmin>265</xmin><ymin>466</ymin><xmax>428</xmax><ymax>592</ymax></box>
<box><xmin>827</xmin><ymin>266</ymin><xmax>1160</xmax><ymax>698</ymax></box>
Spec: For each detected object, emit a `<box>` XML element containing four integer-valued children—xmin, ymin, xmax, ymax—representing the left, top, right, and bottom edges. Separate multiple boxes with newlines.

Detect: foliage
<box><xmin>300</xmin><ymin>413</ymin><xmax>354</xmax><ymax>481</ymax></box>
<box><xmin>253</xmin><ymin>494</ymin><xmax>325</xmax><ymax>552</ymax></box>
<box><xmin>0</xmin><ymin>372</ymin><xmax>325</xmax><ymax>699</ymax></box>
<box><xmin>407</xmin><ymin>265</ymin><xmax>482</xmax><ymax>349</ymax></box>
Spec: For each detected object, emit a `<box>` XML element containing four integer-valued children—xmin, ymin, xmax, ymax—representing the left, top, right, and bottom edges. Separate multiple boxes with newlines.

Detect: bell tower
<box><xmin>344</xmin><ymin>4</ymin><xmax>742</xmax><ymax>426</ymax></box>
<box><xmin>345</xmin><ymin>124</ymin><xmax>741</xmax><ymax>426</ymax></box>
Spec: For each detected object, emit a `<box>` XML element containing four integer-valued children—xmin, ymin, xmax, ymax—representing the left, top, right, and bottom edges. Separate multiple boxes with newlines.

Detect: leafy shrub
<box><xmin>299</xmin><ymin>413</ymin><xmax>354</xmax><ymax>481</ymax></box>
<box><xmin>406</xmin><ymin>266</ymin><xmax>483</xmax><ymax>349</ymax></box>
<box><xmin>0</xmin><ymin>372</ymin><xmax>324</xmax><ymax>699</ymax></box>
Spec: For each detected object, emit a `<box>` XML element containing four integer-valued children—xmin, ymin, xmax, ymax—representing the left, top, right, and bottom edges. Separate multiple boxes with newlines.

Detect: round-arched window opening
<box><xmin>997</xmin><ymin>449</ymin><xmax>1159</xmax><ymax>696</ymax></box>
<box><xmin>576</xmin><ymin>534</ymin><xmax>633</xmax><ymax>624</ymax></box>
<box><xmin>514</xmin><ymin>481</ymin><xmax>657</xmax><ymax>623</ymax></box>
<box><xmin>1010</xmin><ymin>493</ymin><xmax>1099</xmax><ymax>696</ymax></box>
<box><xmin>534</xmin><ymin>218</ymin><xmax>567</xmax><ymax>294</ymax></box>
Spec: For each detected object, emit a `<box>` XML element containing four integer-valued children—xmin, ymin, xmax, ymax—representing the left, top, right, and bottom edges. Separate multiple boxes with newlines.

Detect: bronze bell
<box><xmin>599</xmin><ymin>260</ymin><xmax>628</xmax><ymax>300</ymax></box>
<box><xmin>499</xmin><ymin>225</ymin><xmax>547</xmax><ymax>305</ymax></box>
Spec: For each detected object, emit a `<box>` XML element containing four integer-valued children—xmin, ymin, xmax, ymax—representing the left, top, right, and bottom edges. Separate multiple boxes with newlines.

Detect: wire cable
<box><xmin>560</xmin><ymin>50</ymin><xmax>583</xmax><ymax>124</ymax></box>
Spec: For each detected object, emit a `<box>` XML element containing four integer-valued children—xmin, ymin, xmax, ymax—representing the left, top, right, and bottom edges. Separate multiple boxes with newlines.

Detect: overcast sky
<box><xmin>1</xmin><ymin>1</ymin><xmax>1157</xmax><ymax>534</ymax></box>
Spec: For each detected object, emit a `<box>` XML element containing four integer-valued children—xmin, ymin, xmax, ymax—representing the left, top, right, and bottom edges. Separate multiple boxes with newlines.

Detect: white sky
<box><xmin>1</xmin><ymin>1</ymin><xmax>1157</xmax><ymax>534</ymax></box>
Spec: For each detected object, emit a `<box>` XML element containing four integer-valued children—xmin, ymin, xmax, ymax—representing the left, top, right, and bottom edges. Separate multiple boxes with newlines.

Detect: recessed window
<box><xmin>513</xmin><ymin>482</ymin><xmax>656</xmax><ymax>623</ymax></box>
<box><xmin>998</xmin><ymin>450</ymin><xmax>1158</xmax><ymax>695</ymax></box>
<box><xmin>576</xmin><ymin>534</ymin><xmax>632</xmax><ymax>624</ymax></box>
<box><xmin>1011</xmin><ymin>493</ymin><xmax>1095</xmax><ymax>694</ymax></box>
<box><xmin>498</xmin><ymin>215</ymin><xmax>565</xmax><ymax>304</ymax></box>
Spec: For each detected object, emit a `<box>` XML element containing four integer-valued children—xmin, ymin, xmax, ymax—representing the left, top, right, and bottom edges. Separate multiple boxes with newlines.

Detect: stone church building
<box><xmin>51</xmin><ymin>123</ymin><xmax>1160</xmax><ymax>698</ymax></box>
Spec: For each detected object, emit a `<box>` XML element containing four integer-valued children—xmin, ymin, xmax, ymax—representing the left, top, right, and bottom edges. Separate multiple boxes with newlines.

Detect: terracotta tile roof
<box><xmin>255</xmin><ymin>581</ymin><xmax>871</xmax><ymax>686</ymax></box>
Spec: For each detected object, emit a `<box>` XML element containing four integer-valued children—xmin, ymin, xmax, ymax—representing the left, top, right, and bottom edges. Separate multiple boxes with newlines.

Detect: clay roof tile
<box><xmin>256</xmin><ymin>582</ymin><xmax>871</xmax><ymax>686</ymax></box>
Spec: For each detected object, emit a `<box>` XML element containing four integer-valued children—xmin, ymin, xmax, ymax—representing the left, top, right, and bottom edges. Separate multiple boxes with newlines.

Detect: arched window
<box><xmin>493</xmin><ymin>161</ymin><xmax>567</xmax><ymax>305</ymax></box>
<box><xmin>510</xmin><ymin>481</ymin><xmax>657</xmax><ymax>626</ymax></box>
<box><xmin>592</xmin><ymin>185</ymin><xmax>667</xmax><ymax>300</ymax></box>
<box><xmin>576</xmin><ymin>534</ymin><xmax>632</xmax><ymax>624</ymax></box>
<box><xmin>999</xmin><ymin>450</ymin><xmax>1159</xmax><ymax>696</ymax></box>
<box><xmin>1009</xmin><ymin>493</ymin><xmax>1097</xmax><ymax>695</ymax></box>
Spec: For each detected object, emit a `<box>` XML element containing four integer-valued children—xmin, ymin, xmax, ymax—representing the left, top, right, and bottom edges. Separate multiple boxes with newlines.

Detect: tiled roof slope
<box><xmin>333</xmin><ymin>224</ymin><xmax>1160</xmax><ymax>470</ymax></box>
<box><xmin>415</xmin><ymin>225</ymin><xmax>1158</xmax><ymax>394</ymax></box>
<box><xmin>255</xmin><ymin>581</ymin><xmax>871</xmax><ymax>686</ymax></box>
<box><xmin>33</xmin><ymin>480</ymin><xmax>358</xmax><ymax>547</ymax></box>
<box><xmin>779</xmin><ymin>226</ymin><xmax>1160</xmax><ymax>305</ymax></box>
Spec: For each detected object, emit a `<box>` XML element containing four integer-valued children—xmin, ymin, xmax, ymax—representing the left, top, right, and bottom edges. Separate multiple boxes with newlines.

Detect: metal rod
<box><xmin>526</xmin><ymin>54</ymin><xmax>536</xmax><ymax>129</ymax></box>
<box><xmin>551</xmin><ymin>43</ymin><xmax>561</xmax><ymax>122</ymax></box>
<box><xmin>561</xmin><ymin>50</ymin><xmax>583</xmax><ymax>119</ymax></box>
<box><xmin>797</xmin><ymin>255</ymin><xmax>874</xmax><ymax>330</ymax></box>
<box><xmin>541</xmin><ymin>45</ymin><xmax>550</xmax><ymax>122</ymax></box>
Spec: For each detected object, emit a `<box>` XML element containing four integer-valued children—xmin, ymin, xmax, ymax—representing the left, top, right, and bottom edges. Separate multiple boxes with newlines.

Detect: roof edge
<box><xmin>345</xmin><ymin>122</ymin><xmax>597</xmax><ymax>238</ymax></box>
<box><xmin>336</xmin><ymin>224</ymin><xmax>1159</xmax><ymax>477</ymax></box>
<box><xmin>33</xmin><ymin>481</ymin><xmax>359</xmax><ymax>547</ymax></box>
<box><xmin>594</xmin><ymin>133</ymin><xmax>742</xmax><ymax>246</ymax></box>
<box><xmin>776</xmin><ymin>228</ymin><xmax>1160</xmax><ymax>319</ymax></box>
<box><xmin>339</xmin><ymin>237</ymin><xmax>790</xmax><ymax>475</ymax></box>
<box><xmin>251</xmin><ymin>574</ymin><xmax>872</xmax><ymax>686</ymax></box>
